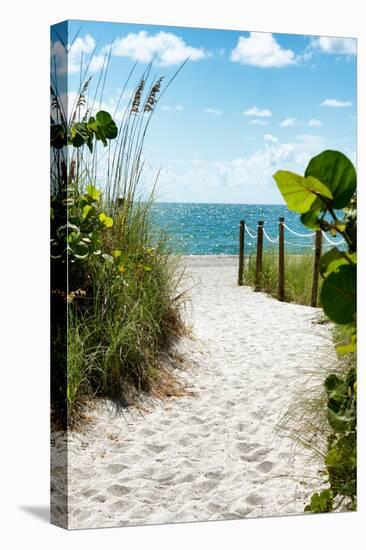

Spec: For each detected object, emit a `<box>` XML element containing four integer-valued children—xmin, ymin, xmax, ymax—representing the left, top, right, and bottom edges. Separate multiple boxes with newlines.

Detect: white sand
<box><xmin>65</xmin><ymin>255</ymin><xmax>335</xmax><ymax>529</ymax></box>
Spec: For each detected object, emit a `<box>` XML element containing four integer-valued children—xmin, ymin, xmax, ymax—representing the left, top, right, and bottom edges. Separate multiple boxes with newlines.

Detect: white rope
<box><xmin>321</xmin><ymin>231</ymin><xmax>345</xmax><ymax>246</ymax></box>
<box><xmin>263</xmin><ymin>228</ymin><xmax>279</xmax><ymax>244</ymax></box>
<box><xmin>245</xmin><ymin>225</ymin><xmax>257</xmax><ymax>239</ymax></box>
<box><xmin>283</xmin><ymin>223</ymin><xmax>315</xmax><ymax>238</ymax></box>
<box><xmin>243</xmin><ymin>222</ymin><xmax>345</xmax><ymax>248</ymax></box>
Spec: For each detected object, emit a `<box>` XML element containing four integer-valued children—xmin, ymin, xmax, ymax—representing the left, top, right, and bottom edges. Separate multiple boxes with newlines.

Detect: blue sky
<box><xmin>51</xmin><ymin>20</ymin><xmax>357</xmax><ymax>204</ymax></box>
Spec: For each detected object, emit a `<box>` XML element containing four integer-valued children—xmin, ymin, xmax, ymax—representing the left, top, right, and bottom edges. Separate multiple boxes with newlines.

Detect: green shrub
<box><xmin>51</xmin><ymin>66</ymin><xmax>186</xmax><ymax>425</ymax></box>
<box><xmin>273</xmin><ymin>150</ymin><xmax>357</xmax><ymax>512</ymax></box>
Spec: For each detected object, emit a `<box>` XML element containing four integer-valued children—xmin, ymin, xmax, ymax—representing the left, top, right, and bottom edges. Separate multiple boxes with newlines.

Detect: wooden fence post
<box><xmin>278</xmin><ymin>217</ymin><xmax>285</xmax><ymax>301</ymax></box>
<box><xmin>311</xmin><ymin>230</ymin><xmax>322</xmax><ymax>307</ymax></box>
<box><xmin>255</xmin><ymin>221</ymin><xmax>264</xmax><ymax>291</ymax></box>
<box><xmin>238</xmin><ymin>220</ymin><xmax>245</xmax><ymax>286</ymax></box>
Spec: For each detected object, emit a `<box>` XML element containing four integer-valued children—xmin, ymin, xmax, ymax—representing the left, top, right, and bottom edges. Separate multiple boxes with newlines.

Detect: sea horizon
<box><xmin>151</xmin><ymin>202</ymin><xmax>340</xmax><ymax>256</ymax></box>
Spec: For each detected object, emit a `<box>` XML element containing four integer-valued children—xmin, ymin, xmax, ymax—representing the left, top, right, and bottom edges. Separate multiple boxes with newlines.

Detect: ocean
<box><xmin>151</xmin><ymin>203</ymin><xmax>343</xmax><ymax>256</ymax></box>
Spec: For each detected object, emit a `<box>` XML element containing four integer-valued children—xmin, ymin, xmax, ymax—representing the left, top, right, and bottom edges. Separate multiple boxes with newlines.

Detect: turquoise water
<box><xmin>152</xmin><ymin>202</ymin><xmax>342</xmax><ymax>255</ymax></box>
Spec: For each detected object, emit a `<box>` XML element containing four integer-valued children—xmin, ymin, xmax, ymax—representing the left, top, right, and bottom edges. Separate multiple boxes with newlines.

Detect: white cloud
<box><xmin>312</xmin><ymin>36</ymin><xmax>356</xmax><ymax>55</ymax></box>
<box><xmin>249</xmin><ymin>119</ymin><xmax>268</xmax><ymax>125</ymax></box>
<box><xmin>280</xmin><ymin>117</ymin><xmax>296</xmax><ymax>127</ymax></box>
<box><xmin>108</xmin><ymin>31</ymin><xmax>208</xmax><ymax>66</ymax></box>
<box><xmin>321</xmin><ymin>98</ymin><xmax>352</xmax><ymax>107</ymax></box>
<box><xmin>230</xmin><ymin>32</ymin><xmax>296</xmax><ymax>68</ymax></box>
<box><xmin>204</xmin><ymin>108</ymin><xmax>222</xmax><ymax>116</ymax></box>
<box><xmin>161</xmin><ymin>104</ymin><xmax>184</xmax><ymax>112</ymax></box>
<box><xmin>156</xmin><ymin>132</ymin><xmax>351</xmax><ymax>203</ymax></box>
<box><xmin>51</xmin><ymin>34</ymin><xmax>105</xmax><ymax>75</ymax></box>
<box><xmin>158</xmin><ymin>134</ymin><xmax>295</xmax><ymax>202</ymax></box>
<box><xmin>308</xmin><ymin>118</ymin><xmax>322</xmax><ymax>127</ymax></box>
<box><xmin>244</xmin><ymin>106</ymin><xmax>272</xmax><ymax>117</ymax></box>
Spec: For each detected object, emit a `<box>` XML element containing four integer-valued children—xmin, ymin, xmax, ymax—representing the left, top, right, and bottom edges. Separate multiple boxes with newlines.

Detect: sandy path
<box><xmin>65</xmin><ymin>256</ymin><xmax>334</xmax><ymax>529</ymax></box>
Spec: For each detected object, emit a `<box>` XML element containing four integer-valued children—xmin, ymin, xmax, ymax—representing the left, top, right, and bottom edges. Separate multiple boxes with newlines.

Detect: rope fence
<box><xmin>262</xmin><ymin>228</ymin><xmax>279</xmax><ymax>244</ymax></box>
<box><xmin>242</xmin><ymin>222</ymin><xmax>344</xmax><ymax>249</ymax></box>
<box><xmin>283</xmin><ymin>223</ymin><xmax>315</xmax><ymax>238</ymax></box>
<box><xmin>237</xmin><ymin>217</ymin><xmax>345</xmax><ymax>307</ymax></box>
<box><xmin>244</xmin><ymin>224</ymin><xmax>257</xmax><ymax>239</ymax></box>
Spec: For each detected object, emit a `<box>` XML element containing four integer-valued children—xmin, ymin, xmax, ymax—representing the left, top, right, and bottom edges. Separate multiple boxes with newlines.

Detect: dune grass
<box><xmin>67</xmin><ymin>205</ymin><xmax>186</xmax><ymax>419</ymax></box>
<box><xmin>51</xmin><ymin>62</ymin><xmax>187</xmax><ymax>426</ymax></box>
<box><xmin>244</xmin><ymin>253</ymin><xmax>319</xmax><ymax>306</ymax></box>
<box><xmin>276</xmin><ymin>322</ymin><xmax>356</xmax><ymax>511</ymax></box>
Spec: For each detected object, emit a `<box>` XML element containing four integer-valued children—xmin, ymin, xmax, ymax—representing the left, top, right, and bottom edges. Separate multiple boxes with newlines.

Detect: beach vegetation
<box><xmin>51</xmin><ymin>63</ymin><xmax>186</xmax><ymax>427</ymax></box>
<box><xmin>273</xmin><ymin>150</ymin><xmax>357</xmax><ymax>512</ymax></box>
<box><xmin>245</xmin><ymin>253</ymin><xmax>316</xmax><ymax>305</ymax></box>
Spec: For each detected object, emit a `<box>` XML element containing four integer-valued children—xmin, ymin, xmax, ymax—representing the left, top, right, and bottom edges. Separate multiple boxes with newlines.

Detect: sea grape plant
<box><xmin>273</xmin><ymin>150</ymin><xmax>356</xmax><ymax>335</ymax></box>
<box><xmin>51</xmin><ymin>183</ymin><xmax>114</xmax><ymax>264</ymax></box>
<box><xmin>51</xmin><ymin>109</ymin><xmax>118</xmax><ymax>152</ymax></box>
<box><xmin>273</xmin><ymin>150</ymin><xmax>357</xmax><ymax>512</ymax></box>
<box><xmin>51</xmin><ymin>99</ymin><xmax>119</xmax><ymax>295</ymax></box>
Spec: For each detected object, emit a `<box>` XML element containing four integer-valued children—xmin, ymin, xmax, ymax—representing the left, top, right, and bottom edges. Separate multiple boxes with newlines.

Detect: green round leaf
<box><xmin>69</xmin><ymin>240</ymin><xmax>89</xmax><ymax>260</ymax></box>
<box><xmin>273</xmin><ymin>171</ymin><xmax>332</xmax><ymax>213</ymax></box>
<box><xmin>98</xmin><ymin>212</ymin><xmax>113</xmax><ymax>228</ymax></box>
<box><xmin>87</xmin><ymin>111</ymin><xmax>118</xmax><ymax>146</ymax></box>
<box><xmin>305</xmin><ymin>150</ymin><xmax>356</xmax><ymax>209</ymax></box>
<box><xmin>319</xmin><ymin>247</ymin><xmax>349</xmax><ymax>278</ymax></box>
<box><xmin>71</xmin><ymin>122</ymin><xmax>90</xmax><ymax>148</ymax></box>
<box><xmin>82</xmin><ymin>204</ymin><xmax>93</xmax><ymax>219</ymax></box>
<box><xmin>320</xmin><ymin>264</ymin><xmax>356</xmax><ymax>324</ymax></box>
<box><xmin>85</xmin><ymin>185</ymin><xmax>102</xmax><ymax>202</ymax></box>
<box><xmin>95</xmin><ymin>111</ymin><xmax>118</xmax><ymax>140</ymax></box>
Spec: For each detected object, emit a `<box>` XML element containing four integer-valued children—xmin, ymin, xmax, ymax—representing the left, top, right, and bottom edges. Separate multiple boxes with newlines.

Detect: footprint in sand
<box><xmin>178</xmin><ymin>473</ymin><xmax>196</xmax><ymax>483</ymax></box>
<box><xmin>178</xmin><ymin>435</ymin><xmax>193</xmax><ymax>446</ymax></box>
<box><xmin>82</xmin><ymin>488</ymin><xmax>97</xmax><ymax>498</ymax></box>
<box><xmin>256</xmin><ymin>461</ymin><xmax>274</xmax><ymax>473</ymax></box>
<box><xmin>191</xmin><ymin>415</ymin><xmax>205</xmax><ymax>425</ymax></box>
<box><xmin>204</xmin><ymin>469</ymin><xmax>224</xmax><ymax>481</ymax></box>
<box><xmin>146</xmin><ymin>443</ymin><xmax>168</xmax><ymax>454</ymax></box>
<box><xmin>237</xmin><ymin>442</ymin><xmax>257</xmax><ymax>454</ymax></box>
<box><xmin>153</xmin><ymin>472</ymin><xmax>177</xmax><ymax>483</ymax></box>
<box><xmin>109</xmin><ymin>484</ymin><xmax>130</xmax><ymax>497</ymax></box>
<box><xmin>246</xmin><ymin>493</ymin><xmax>263</xmax><ymax>506</ymax></box>
<box><xmin>106</xmin><ymin>463</ymin><xmax>128</xmax><ymax>474</ymax></box>
<box><xmin>92</xmin><ymin>494</ymin><xmax>106</xmax><ymax>503</ymax></box>
<box><xmin>240</xmin><ymin>448</ymin><xmax>269</xmax><ymax>463</ymax></box>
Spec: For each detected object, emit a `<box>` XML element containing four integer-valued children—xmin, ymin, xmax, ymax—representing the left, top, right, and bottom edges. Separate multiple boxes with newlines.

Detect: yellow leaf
<box><xmin>336</xmin><ymin>342</ymin><xmax>357</xmax><ymax>354</ymax></box>
<box><xmin>99</xmin><ymin>212</ymin><xmax>114</xmax><ymax>228</ymax></box>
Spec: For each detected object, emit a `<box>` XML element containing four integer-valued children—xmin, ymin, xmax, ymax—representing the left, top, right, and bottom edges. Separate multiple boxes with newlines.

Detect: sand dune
<box><xmin>64</xmin><ymin>256</ymin><xmax>335</xmax><ymax>529</ymax></box>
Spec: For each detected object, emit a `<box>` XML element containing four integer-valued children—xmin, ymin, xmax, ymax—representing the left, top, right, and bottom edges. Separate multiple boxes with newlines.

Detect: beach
<box><xmin>62</xmin><ymin>255</ymin><xmax>335</xmax><ymax>529</ymax></box>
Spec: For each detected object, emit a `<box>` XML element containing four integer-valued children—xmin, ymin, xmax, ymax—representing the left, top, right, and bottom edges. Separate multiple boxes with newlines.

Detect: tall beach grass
<box><xmin>277</xmin><ymin>323</ymin><xmax>356</xmax><ymax>510</ymax></box>
<box><xmin>245</xmin><ymin>253</ymin><xmax>319</xmax><ymax>306</ymax></box>
<box><xmin>51</xmin><ymin>57</ymin><xmax>188</xmax><ymax>425</ymax></box>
